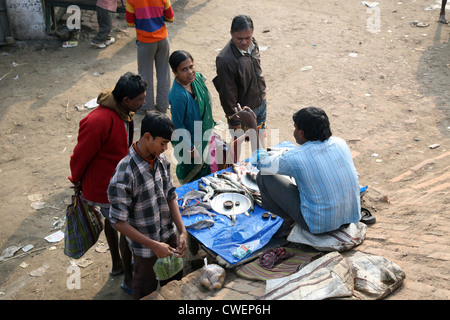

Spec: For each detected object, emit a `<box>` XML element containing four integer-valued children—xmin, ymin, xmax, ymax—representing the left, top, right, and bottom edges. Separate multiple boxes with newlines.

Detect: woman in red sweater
<box><xmin>69</xmin><ymin>72</ymin><xmax>147</xmax><ymax>294</ymax></box>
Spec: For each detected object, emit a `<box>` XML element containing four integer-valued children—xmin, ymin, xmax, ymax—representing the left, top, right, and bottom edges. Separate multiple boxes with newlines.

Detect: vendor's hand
<box><xmin>154</xmin><ymin>242</ymin><xmax>176</xmax><ymax>258</ymax></box>
<box><xmin>234</xmin><ymin>106</ymin><xmax>257</xmax><ymax>130</ymax></box>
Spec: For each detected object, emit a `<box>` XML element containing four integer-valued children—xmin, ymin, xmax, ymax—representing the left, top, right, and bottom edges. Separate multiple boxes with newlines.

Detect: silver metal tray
<box><xmin>210</xmin><ymin>193</ymin><xmax>251</xmax><ymax>216</ymax></box>
<box><xmin>241</xmin><ymin>174</ymin><xmax>259</xmax><ymax>193</ymax></box>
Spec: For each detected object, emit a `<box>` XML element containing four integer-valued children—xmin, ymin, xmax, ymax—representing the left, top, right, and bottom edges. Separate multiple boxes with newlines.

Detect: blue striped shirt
<box><xmin>253</xmin><ymin>137</ymin><xmax>361</xmax><ymax>234</ymax></box>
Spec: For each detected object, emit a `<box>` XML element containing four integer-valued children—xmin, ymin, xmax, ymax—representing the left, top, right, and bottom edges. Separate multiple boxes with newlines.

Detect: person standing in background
<box><xmin>168</xmin><ymin>50</ymin><xmax>215</xmax><ymax>184</ymax></box>
<box><xmin>69</xmin><ymin>72</ymin><xmax>147</xmax><ymax>295</ymax></box>
<box><xmin>91</xmin><ymin>0</ymin><xmax>117</xmax><ymax>48</ymax></box>
<box><xmin>214</xmin><ymin>15</ymin><xmax>267</xmax><ymax>130</ymax></box>
<box><xmin>440</xmin><ymin>0</ymin><xmax>448</xmax><ymax>24</ymax></box>
<box><xmin>126</xmin><ymin>0</ymin><xmax>174</xmax><ymax>114</ymax></box>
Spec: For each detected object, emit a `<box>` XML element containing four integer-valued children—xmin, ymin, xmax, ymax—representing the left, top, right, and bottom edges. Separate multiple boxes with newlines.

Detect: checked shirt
<box><xmin>108</xmin><ymin>145</ymin><xmax>177</xmax><ymax>258</ymax></box>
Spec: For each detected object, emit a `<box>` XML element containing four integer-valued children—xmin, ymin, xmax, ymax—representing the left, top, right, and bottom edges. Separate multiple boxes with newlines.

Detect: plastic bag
<box><xmin>153</xmin><ymin>255</ymin><xmax>184</xmax><ymax>281</ymax></box>
<box><xmin>199</xmin><ymin>258</ymin><xmax>226</xmax><ymax>290</ymax></box>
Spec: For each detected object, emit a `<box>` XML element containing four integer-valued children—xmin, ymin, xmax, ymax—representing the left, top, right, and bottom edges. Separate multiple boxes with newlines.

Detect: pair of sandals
<box><xmin>360</xmin><ymin>186</ymin><xmax>376</xmax><ymax>225</ymax></box>
<box><xmin>360</xmin><ymin>207</ymin><xmax>376</xmax><ymax>225</ymax></box>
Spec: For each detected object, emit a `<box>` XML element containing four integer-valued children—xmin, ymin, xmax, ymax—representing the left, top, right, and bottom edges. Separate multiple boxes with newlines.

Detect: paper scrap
<box><xmin>44</xmin><ymin>230</ymin><xmax>64</xmax><ymax>243</ymax></box>
<box><xmin>22</xmin><ymin>244</ymin><xmax>34</xmax><ymax>252</ymax></box>
<box><xmin>0</xmin><ymin>245</ymin><xmax>22</xmax><ymax>261</ymax></box>
<box><xmin>76</xmin><ymin>257</ymin><xmax>94</xmax><ymax>268</ymax></box>
<box><xmin>84</xmin><ymin>98</ymin><xmax>98</xmax><ymax>109</ymax></box>
<box><xmin>29</xmin><ymin>264</ymin><xmax>49</xmax><ymax>277</ymax></box>
<box><xmin>31</xmin><ymin>201</ymin><xmax>45</xmax><ymax>210</ymax></box>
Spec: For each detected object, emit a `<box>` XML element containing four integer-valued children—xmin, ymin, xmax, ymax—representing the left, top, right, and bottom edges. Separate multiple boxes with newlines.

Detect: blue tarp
<box><xmin>176</xmin><ymin>141</ymin><xmax>298</xmax><ymax>264</ymax></box>
<box><xmin>175</xmin><ymin>140</ymin><xmax>366</xmax><ymax>265</ymax></box>
<box><xmin>176</xmin><ymin>165</ymin><xmax>283</xmax><ymax>265</ymax></box>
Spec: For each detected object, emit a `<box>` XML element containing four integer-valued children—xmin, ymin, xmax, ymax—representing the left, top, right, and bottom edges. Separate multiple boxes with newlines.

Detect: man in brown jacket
<box><xmin>214</xmin><ymin>15</ymin><xmax>267</xmax><ymax>131</ymax></box>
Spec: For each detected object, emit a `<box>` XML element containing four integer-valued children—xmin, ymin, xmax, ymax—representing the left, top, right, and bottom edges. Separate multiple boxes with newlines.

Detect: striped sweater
<box><xmin>126</xmin><ymin>0</ymin><xmax>174</xmax><ymax>43</ymax></box>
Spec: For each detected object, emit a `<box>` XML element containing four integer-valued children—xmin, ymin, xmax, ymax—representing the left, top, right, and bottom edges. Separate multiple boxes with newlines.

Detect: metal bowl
<box><xmin>210</xmin><ymin>193</ymin><xmax>251</xmax><ymax>216</ymax></box>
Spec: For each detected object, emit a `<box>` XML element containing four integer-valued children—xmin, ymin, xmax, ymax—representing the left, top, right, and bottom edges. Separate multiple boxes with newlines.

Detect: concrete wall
<box><xmin>6</xmin><ymin>0</ymin><xmax>50</xmax><ymax>40</ymax></box>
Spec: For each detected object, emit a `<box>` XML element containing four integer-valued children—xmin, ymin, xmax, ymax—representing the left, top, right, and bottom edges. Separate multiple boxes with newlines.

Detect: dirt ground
<box><xmin>0</xmin><ymin>0</ymin><xmax>449</xmax><ymax>300</ymax></box>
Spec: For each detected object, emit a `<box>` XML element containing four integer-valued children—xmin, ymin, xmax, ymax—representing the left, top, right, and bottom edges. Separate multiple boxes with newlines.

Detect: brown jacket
<box><xmin>213</xmin><ymin>38</ymin><xmax>266</xmax><ymax>126</ymax></box>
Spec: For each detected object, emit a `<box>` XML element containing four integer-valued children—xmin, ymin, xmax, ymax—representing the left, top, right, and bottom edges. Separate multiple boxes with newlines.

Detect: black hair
<box><xmin>140</xmin><ymin>111</ymin><xmax>175</xmax><ymax>141</ymax></box>
<box><xmin>112</xmin><ymin>72</ymin><xmax>148</xmax><ymax>103</ymax></box>
<box><xmin>169</xmin><ymin>50</ymin><xmax>194</xmax><ymax>73</ymax></box>
<box><xmin>230</xmin><ymin>15</ymin><xmax>254</xmax><ymax>33</ymax></box>
<box><xmin>292</xmin><ymin>107</ymin><xmax>332</xmax><ymax>142</ymax></box>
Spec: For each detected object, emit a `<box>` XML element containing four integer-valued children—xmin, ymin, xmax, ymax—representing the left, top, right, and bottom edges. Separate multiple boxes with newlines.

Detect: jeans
<box><xmin>92</xmin><ymin>6</ymin><xmax>112</xmax><ymax>43</ymax></box>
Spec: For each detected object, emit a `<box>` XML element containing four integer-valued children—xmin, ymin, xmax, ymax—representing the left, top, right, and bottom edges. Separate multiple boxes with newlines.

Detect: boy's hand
<box><xmin>176</xmin><ymin>232</ymin><xmax>187</xmax><ymax>257</ymax></box>
<box><xmin>154</xmin><ymin>242</ymin><xmax>176</xmax><ymax>258</ymax></box>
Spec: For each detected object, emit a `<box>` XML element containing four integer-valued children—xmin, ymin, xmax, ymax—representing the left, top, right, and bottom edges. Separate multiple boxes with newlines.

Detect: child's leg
<box><xmin>131</xmin><ymin>235</ymin><xmax>183</xmax><ymax>299</ymax></box>
<box><xmin>132</xmin><ymin>254</ymin><xmax>158</xmax><ymax>300</ymax></box>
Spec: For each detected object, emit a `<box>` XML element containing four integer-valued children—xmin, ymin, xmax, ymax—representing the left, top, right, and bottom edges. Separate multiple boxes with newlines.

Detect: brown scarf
<box><xmin>96</xmin><ymin>87</ymin><xmax>134</xmax><ymax>122</ymax></box>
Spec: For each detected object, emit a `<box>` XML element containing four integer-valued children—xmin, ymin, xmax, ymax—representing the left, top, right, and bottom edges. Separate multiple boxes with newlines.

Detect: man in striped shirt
<box><xmin>237</xmin><ymin>106</ymin><xmax>361</xmax><ymax>235</ymax></box>
<box><xmin>108</xmin><ymin>111</ymin><xmax>187</xmax><ymax>299</ymax></box>
<box><xmin>126</xmin><ymin>0</ymin><xmax>174</xmax><ymax>114</ymax></box>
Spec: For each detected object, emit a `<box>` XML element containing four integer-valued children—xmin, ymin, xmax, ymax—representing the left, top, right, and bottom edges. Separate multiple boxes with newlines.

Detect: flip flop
<box><xmin>110</xmin><ymin>269</ymin><xmax>124</xmax><ymax>277</ymax></box>
<box><xmin>360</xmin><ymin>207</ymin><xmax>376</xmax><ymax>225</ymax></box>
<box><xmin>121</xmin><ymin>283</ymin><xmax>133</xmax><ymax>296</ymax></box>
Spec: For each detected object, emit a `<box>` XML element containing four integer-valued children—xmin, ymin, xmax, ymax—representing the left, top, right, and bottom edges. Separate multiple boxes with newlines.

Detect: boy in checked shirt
<box><xmin>108</xmin><ymin>111</ymin><xmax>187</xmax><ymax>299</ymax></box>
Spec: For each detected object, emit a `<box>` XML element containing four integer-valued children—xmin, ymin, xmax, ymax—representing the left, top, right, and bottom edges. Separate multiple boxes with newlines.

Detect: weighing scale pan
<box><xmin>210</xmin><ymin>193</ymin><xmax>251</xmax><ymax>216</ymax></box>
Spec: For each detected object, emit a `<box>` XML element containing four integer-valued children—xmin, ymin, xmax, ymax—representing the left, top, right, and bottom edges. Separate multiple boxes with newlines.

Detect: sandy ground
<box><xmin>0</xmin><ymin>0</ymin><xmax>449</xmax><ymax>300</ymax></box>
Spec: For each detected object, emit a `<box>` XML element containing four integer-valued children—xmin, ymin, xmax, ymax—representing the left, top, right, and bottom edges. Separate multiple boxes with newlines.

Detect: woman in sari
<box><xmin>169</xmin><ymin>50</ymin><xmax>215</xmax><ymax>184</ymax></box>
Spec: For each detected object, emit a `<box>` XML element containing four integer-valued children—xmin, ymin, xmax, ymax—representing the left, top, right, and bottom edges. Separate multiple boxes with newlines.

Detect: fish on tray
<box><xmin>198</xmin><ymin>181</ymin><xmax>214</xmax><ymax>201</ymax></box>
<box><xmin>181</xmin><ymin>205</ymin><xmax>216</xmax><ymax>218</ymax></box>
<box><xmin>181</xmin><ymin>189</ymin><xmax>206</xmax><ymax>207</ymax></box>
<box><xmin>181</xmin><ymin>200</ymin><xmax>212</xmax><ymax>211</ymax></box>
<box><xmin>185</xmin><ymin>219</ymin><xmax>215</xmax><ymax>230</ymax></box>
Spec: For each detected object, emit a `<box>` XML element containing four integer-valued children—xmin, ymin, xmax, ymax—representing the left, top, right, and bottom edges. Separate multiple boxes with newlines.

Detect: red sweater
<box><xmin>69</xmin><ymin>106</ymin><xmax>131</xmax><ymax>203</ymax></box>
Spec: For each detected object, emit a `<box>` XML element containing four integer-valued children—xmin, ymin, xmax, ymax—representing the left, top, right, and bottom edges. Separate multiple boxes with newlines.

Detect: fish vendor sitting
<box><xmin>234</xmin><ymin>105</ymin><xmax>361</xmax><ymax>235</ymax></box>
